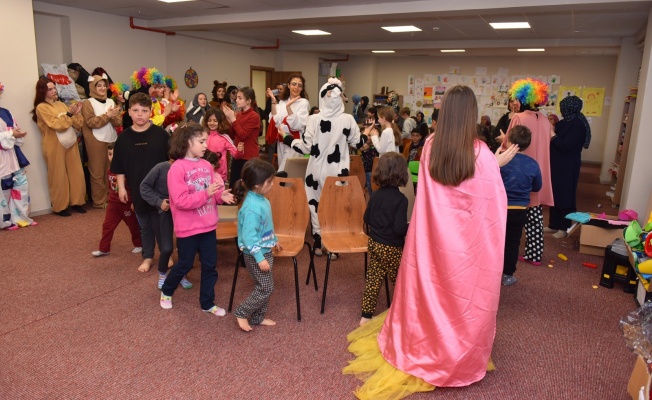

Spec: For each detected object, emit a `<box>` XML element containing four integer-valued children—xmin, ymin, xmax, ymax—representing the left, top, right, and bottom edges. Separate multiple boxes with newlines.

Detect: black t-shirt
<box><xmin>110</xmin><ymin>123</ymin><xmax>170</xmax><ymax>212</ymax></box>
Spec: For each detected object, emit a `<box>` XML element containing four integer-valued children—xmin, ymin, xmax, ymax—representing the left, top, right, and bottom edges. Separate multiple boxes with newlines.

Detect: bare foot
<box><xmin>359</xmin><ymin>317</ymin><xmax>371</xmax><ymax>327</ymax></box>
<box><xmin>237</xmin><ymin>317</ymin><xmax>253</xmax><ymax>332</ymax></box>
<box><xmin>260</xmin><ymin>318</ymin><xmax>276</xmax><ymax>326</ymax></box>
<box><xmin>168</xmin><ymin>258</ymin><xmax>174</xmax><ymax>268</ymax></box>
<box><xmin>137</xmin><ymin>258</ymin><xmax>153</xmax><ymax>273</ymax></box>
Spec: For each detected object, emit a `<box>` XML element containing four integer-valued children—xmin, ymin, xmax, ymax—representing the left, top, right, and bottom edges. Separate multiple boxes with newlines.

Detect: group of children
<box><xmin>94</xmin><ymin>89</ymin><xmax>277</xmax><ymax>331</ymax></box>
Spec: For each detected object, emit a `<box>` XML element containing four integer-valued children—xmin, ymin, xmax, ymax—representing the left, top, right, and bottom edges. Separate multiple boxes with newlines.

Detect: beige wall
<box><xmin>339</xmin><ymin>55</ymin><xmax>617</xmax><ymax>163</ymax></box>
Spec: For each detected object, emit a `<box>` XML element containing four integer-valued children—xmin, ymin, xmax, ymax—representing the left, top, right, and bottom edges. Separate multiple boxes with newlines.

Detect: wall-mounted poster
<box><xmin>581</xmin><ymin>87</ymin><xmax>605</xmax><ymax>117</ymax></box>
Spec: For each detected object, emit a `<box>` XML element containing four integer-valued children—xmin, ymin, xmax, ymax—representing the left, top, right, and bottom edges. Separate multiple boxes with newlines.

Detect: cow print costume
<box><xmin>282</xmin><ymin>78</ymin><xmax>365</xmax><ymax>248</ymax></box>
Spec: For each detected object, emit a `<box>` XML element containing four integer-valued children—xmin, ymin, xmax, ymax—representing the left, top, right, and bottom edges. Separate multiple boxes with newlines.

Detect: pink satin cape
<box><xmin>377</xmin><ymin>138</ymin><xmax>507</xmax><ymax>387</ymax></box>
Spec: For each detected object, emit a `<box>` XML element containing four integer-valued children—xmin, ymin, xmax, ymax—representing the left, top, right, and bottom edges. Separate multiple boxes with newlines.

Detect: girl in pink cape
<box><xmin>344</xmin><ymin>85</ymin><xmax>517</xmax><ymax>398</ymax></box>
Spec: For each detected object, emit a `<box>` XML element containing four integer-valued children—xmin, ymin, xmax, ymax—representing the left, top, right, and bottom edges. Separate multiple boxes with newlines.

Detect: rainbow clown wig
<box><xmin>509</xmin><ymin>78</ymin><xmax>549</xmax><ymax>107</ymax></box>
<box><xmin>110</xmin><ymin>82</ymin><xmax>129</xmax><ymax>98</ymax></box>
<box><xmin>164</xmin><ymin>76</ymin><xmax>177</xmax><ymax>91</ymax></box>
<box><xmin>130</xmin><ymin>67</ymin><xmax>165</xmax><ymax>90</ymax></box>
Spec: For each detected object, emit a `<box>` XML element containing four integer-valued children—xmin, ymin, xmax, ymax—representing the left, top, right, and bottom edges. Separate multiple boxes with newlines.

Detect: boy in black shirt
<box><xmin>111</xmin><ymin>93</ymin><xmax>170</xmax><ymax>273</ymax></box>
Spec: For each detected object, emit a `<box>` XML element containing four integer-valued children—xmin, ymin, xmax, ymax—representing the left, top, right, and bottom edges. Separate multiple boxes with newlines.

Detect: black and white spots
<box><xmin>343</xmin><ymin>127</ymin><xmax>351</xmax><ymax>138</ymax></box>
<box><xmin>327</xmin><ymin>145</ymin><xmax>341</xmax><ymax>164</ymax></box>
<box><xmin>320</xmin><ymin>120</ymin><xmax>331</xmax><ymax>133</ymax></box>
<box><xmin>310</xmin><ymin>144</ymin><xmax>321</xmax><ymax>158</ymax></box>
<box><xmin>292</xmin><ymin>145</ymin><xmax>305</xmax><ymax>155</ymax></box>
<box><xmin>305</xmin><ymin>174</ymin><xmax>319</xmax><ymax>191</ymax></box>
<box><xmin>308</xmin><ymin>199</ymin><xmax>319</xmax><ymax>213</ymax></box>
<box><xmin>338</xmin><ymin>168</ymin><xmax>349</xmax><ymax>177</ymax></box>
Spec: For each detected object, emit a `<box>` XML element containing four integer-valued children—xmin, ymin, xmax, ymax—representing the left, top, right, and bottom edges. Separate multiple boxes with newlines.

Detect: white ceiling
<box><xmin>34</xmin><ymin>0</ymin><xmax>652</xmax><ymax>57</ymax></box>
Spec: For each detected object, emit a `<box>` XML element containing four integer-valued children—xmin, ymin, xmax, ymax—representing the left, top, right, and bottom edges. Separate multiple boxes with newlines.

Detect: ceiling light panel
<box><xmin>382</xmin><ymin>26</ymin><xmax>421</xmax><ymax>33</ymax></box>
<box><xmin>292</xmin><ymin>30</ymin><xmax>331</xmax><ymax>36</ymax></box>
<box><xmin>490</xmin><ymin>22</ymin><xmax>531</xmax><ymax>29</ymax></box>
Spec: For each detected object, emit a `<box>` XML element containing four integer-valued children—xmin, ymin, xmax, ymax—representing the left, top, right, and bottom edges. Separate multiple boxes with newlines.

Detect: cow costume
<box><xmin>282</xmin><ymin>78</ymin><xmax>365</xmax><ymax>249</ymax></box>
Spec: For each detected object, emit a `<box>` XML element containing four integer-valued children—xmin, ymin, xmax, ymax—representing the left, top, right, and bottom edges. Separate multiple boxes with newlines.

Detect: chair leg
<box><xmin>293</xmin><ymin>256</ymin><xmax>301</xmax><ymax>322</ymax></box>
<box><xmin>304</xmin><ymin>242</ymin><xmax>318</xmax><ymax>290</ymax></box>
<box><xmin>320</xmin><ymin>253</ymin><xmax>332</xmax><ymax>314</ymax></box>
<box><xmin>384</xmin><ymin>274</ymin><xmax>391</xmax><ymax>308</ymax></box>
<box><xmin>228</xmin><ymin>251</ymin><xmax>243</xmax><ymax>312</ymax></box>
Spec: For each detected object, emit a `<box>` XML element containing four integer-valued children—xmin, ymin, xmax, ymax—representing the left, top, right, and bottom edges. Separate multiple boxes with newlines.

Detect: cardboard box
<box><xmin>579</xmin><ymin>217</ymin><xmax>626</xmax><ymax>256</ymax></box>
<box><xmin>628</xmin><ymin>355</ymin><xmax>651</xmax><ymax>400</ymax></box>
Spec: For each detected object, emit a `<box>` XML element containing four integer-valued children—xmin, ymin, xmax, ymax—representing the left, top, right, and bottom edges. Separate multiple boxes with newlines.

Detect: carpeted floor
<box><xmin>0</xmin><ymin>163</ymin><xmax>638</xmax><ymax>399</ymax></box>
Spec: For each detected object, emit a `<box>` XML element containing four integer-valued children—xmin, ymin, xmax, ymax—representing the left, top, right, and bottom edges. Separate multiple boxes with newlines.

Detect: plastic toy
<box><xmin>558</xmin><ymin>253</ymin><xmax>568</xmax><ymax>261</ymax></box>
<box><xmin>582</xmin><ymin>262</ymin><xmax>597</xmax><ymax>269</ymax></box>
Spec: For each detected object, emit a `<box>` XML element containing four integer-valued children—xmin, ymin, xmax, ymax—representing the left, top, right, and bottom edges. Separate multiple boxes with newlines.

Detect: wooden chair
<box><xmin>371</xmin><ymin>157</ymin><xmax>380</xmax><ymax>192</ymax></box>
<box><xmin>318</xmin><ymin>176</ymin><xmax>368</xmax><ymax>314</ymax></box>
<box><xmin>349</xmin><ymin>155</ymin><xmax>367</xmax><ymax>194</ymax></box>
<box><xmin>284</xmin><ymin>157</ymin><xmax>309</xmax><ymax>179</ymax></box>
<box><xmin>216</xmin><ymin>210</ymin><xmax>246</xmax><ymax>314</ymax></box>
<box><xmin>398</xmin><ymin>167</ymin><xmax>416</xmax><ymax>221</ymax></box>
<box><xmin>228</xmin><ymin>177</ymin><xmax>316</xmax><ymax>321</ymax></box>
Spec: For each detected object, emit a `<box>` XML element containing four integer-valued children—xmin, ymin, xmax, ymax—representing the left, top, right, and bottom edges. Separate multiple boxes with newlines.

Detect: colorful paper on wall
<box><xmin>581</xmin><ymin>87</ymin><xmax>605</xmax><ymax>117</ymax></box>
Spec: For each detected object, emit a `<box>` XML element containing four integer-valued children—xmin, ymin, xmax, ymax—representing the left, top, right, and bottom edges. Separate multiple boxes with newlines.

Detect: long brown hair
<box><xmin>169</xmin><ymin>122</ymin><xmax>206</xmax><ymax>160</ymax></box>
<box><xmin>31</xmin><ymin>77</ymin><xmax>54</xmax><ymax>122</ymax></box>
<box><xmin>378</xmin><ymin>107</ymin><xmax>401</xmax><ymax>146</ymax></box>
<box><xmin>203</xmin><ymin>107</ymin><xmax>232</xmax><ymax>134</ymax></box>
<box><xmin>428</xmin><ymin>85</ymin><xmax>477</xmax><ymax>186</ymax></box>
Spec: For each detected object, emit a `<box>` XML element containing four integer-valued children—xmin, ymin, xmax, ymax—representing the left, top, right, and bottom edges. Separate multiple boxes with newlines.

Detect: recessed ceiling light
<box><xmin>518</xmin><ymin>48</ymin><xmax>545</xmax><ymax>52</ymax></box>
<box><xmin>159</xmin><ymin>0</ymin><xmax>195</xmax><ymax>2</ymax></box>
<box><xmin>490</xmin><ymin>22</ymin><xmax>531</xmax><ymax>29</ymax></box>
<box><xmin>372</xmin><ymin>50</ymin><xmax>395</xmax><ymax>53</ymax></box>
<box><xmin>441</xmin><ymin>49</ymin><xmax>465</xmax><ymax>53</ymax></box>
<box><xmin>292</xmin><ymin>30</ymin><xmax>331</xmax><ymax>36</ymax></box>
<box><xmin>382</xmin><ymin>26</ymin><xmax>421</xmax><ymax>33</ymax></box>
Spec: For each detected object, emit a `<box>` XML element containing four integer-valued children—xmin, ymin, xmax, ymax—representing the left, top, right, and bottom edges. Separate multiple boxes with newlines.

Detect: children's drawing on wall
<box><xmin>581</xmin><ymin>87</ymin><xmax>605</xmax><ymax>117</ymax></box>
<box><xmin>548</xmin><ymin>75</ymin><xmax>561</xmax><ymax>85</ymax></box>
<box><xmin>476</xmin><ymin>67</ymin><xmax>487</xmax><ymax>76</ymax></box>
<box><xmin>546</xmin><ymin>92</ymin><xmax>558</xmax><ymax>107</ymax></box>
<box><xmin>449</xmin><ymin>66</ymin><xmax>461</xmax><ymax>75</ymax></box>
<box><xmin>407</xmin><ymin>75</ymin><xmax>414</xmax><ymax>95</ymax></box>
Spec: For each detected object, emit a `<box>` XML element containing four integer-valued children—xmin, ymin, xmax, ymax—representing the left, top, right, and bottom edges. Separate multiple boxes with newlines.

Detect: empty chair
<box><xmin>284</xmin><ymin>157</ymin><xmax>309</xmax><ymax>179</ymax></box>
<box><xmin>349</xmin><ymin>155</ymin><xmax>367</xmax><ymax>194</ymax></box>
<box><xmin>318</xmin><ymin>176</ymin><xmax>368</xmax><ymax>314</ymax></box>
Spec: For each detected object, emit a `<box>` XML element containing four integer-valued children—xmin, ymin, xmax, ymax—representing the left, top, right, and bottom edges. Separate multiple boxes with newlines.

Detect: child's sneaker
<box><xmin>158</xmin><ymin>273</ymin><xmax>167</xmax><ymax>290</ymax></box>
<box><xmin>203</xmin><ymin>305</ymin><xmax>226</xmax><ymax>317</ymax></box>
<box><xmin>132</xmin><ymin>247</ymin><xmax>142</xmax><ymax>253</ymax></box>
<box><xmin>160</xmin><ymin>293</ymin><xmax>173</xmax><ymax>309</ymax></box>
<box><xmin>92</xmin><ymin>250</ymin><xmax>110</xmax><ymax>257</ymax></box>
<box><xmin>181</xmin><ymin>276</ymin><xmax>193</xmax><ymax>290</ymax></box>
<box><xmin>502</xmin><ymin>274</ymin><xmax>518</xmax><ymax>286</ymax></box>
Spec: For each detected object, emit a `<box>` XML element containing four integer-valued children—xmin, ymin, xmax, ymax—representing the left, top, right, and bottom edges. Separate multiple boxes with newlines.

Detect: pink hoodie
<box><xmin>167</xmin><ymin>157</ymin><xmax>225</xmax><ymax>238</ymax></box>
<box><xmin>206</xmin><ymin>130</ymin><xmax>244</xmax><ymax>182</ymax></box>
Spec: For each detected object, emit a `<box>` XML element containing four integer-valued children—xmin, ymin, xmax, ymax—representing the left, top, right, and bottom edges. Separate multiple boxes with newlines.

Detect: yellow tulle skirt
<box><xmin>342</xmin><ymin>310</ymin><xmax>496</xmax><ymax>400</ymax></box>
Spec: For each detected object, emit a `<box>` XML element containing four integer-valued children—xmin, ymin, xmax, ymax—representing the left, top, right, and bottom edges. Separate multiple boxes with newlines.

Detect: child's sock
<box><xmin>180</xmin><ymin>276</ymin><xmax>193</xmax><ymax>290</ymax></box>
<box><xmin>160</xmin><ymin>293</ymin><xmax>172</xmax><ymax>309</ymax></box>
<box><xmin>132</xmin><ymin>247</ymin><xmax>142</xmax><ymax>253</ymax></box>
<box><xmin>158</xmin><ymin>273</ymin><xmax>167</xmax><ymax>290</ymax></box>
<box><xmin>92</xmin><ymin>250</ymin><xmax>110</xmax><ymax>257</ymax></box>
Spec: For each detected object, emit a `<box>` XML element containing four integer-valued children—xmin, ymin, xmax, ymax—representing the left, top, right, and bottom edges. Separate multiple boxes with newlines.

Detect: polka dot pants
<box><xmin>523</xmin><ymin>205</ymin><xmax>544</xmax><ymax>262</ymax></box>
<box><xmin>361</xmin><ymin>238</ymin><xmax>403</xmax><ymax>319</ymax></box>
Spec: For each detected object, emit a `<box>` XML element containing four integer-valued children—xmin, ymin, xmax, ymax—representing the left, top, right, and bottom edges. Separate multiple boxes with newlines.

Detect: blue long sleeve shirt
<box><xmin>500</xmin><ymin>153</ymin><xmax>542</xmax><ymax>207</ymax></box>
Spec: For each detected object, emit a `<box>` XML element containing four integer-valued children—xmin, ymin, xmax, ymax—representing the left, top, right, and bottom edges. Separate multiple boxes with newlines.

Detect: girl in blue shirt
<box><xmin>233</xmin><ymin>158</ymin><xmax>281</xmax><ymax>332</ymax></box>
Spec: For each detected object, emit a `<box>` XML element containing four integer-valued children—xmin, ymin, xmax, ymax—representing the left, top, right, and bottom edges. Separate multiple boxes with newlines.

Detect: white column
<box><xmin>600</xmin><ymin>38</ymin><xmax>641</xmax><ymax>183</ymax></box>
<box><xmin>621</xmin><ymin>9</ymin><xmax>652</xmax><ymax>219</ymax></box>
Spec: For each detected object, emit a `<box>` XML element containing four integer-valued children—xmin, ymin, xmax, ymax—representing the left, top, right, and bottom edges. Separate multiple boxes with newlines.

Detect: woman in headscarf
<box><xmin>81</xmin><ymin>74</ymin><xmax>121</xmax><ymax>208</ymax></box>
<box><xmin>185</xmin><ymin>93</ymin><xmax>209</xmax><ymax>124</ymax></box>
<box><xmin>547</xmin><ymin>113</ymin><xmax>560</xmax><ymax>127</ymax></box>
<box><xmin>505</xmin><ymin>78</ymin><xmax>554</xmax><ymax>266</ymax></box>
<box><xmin>356</xmin><ymin>96</ymin><xmax>369</xmax><ymax>125</ymax></box>
<box><xmin>547</xmin><ymin>96</ymin><xmax>590</xmax><ymax>238</ymax></box>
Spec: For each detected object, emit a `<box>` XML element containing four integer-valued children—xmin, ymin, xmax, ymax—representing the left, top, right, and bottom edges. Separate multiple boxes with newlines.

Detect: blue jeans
<box><xmin>365</xmin><ymin>171</ymin><xmax>373</xmax><ymax>194</ymax></box>
<box><xmin>162</xmin><ymin>230</ymin><xmax>218</xmax><ymax>310</ymax></box>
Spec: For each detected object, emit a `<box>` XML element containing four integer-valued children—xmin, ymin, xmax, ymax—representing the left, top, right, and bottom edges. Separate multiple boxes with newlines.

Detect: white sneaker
<box><xmin>314</xmin><ymin>247</ymin><xmax>323</xmax><ymax>256</ymax></box>
<box><xmin>132</xmin><ymin>247</ymin><xmax>142</xmax><ymax>253</ymax></box>
<box><xmin>92</xmin><ymin>250</ymin><xmax>109</xmax><ymax>257</ymax></box>
<box><xmin>552</xmin><ymin>230</ymin><xmax>568</xmax><ymax>239</ymax></box>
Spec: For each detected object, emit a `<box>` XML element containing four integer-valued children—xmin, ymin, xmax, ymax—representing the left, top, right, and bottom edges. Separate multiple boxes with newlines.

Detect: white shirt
<box><xmin>371</xmin><ymin>127</ymin><xmax>400</xmax><ymax>155</ymax></box>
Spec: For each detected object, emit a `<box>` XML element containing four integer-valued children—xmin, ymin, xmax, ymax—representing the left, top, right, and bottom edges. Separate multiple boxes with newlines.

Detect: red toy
<box><xmin>582</xmin><ymin>262</ymin><xmax>597</xmax><ymax>269</ymax></box>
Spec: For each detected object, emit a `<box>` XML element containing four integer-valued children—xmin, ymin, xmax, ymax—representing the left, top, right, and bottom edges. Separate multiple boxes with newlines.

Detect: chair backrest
<box><xmin>349</xmin><ymin>155</ymin><xmax>366</xmax><ymax>192</ymax></box>
<box><xmin>402</xmin><ymin>138</ymin><xmax>411</xmax><ymax>151</ymax></box>
<box><xmin>284</xmin><ymin>157</ymin><xmax>309</xmax><ymax>179</ymax></box>
<box><xmin>408</xmin><ymin>160</ymin><xmax>420</xmax><ymax>183</ymax></box>
<box><xmin>398</xmin><ymin>167</ymin><xmax>415</xmax><ymax>221</ymax></box>
<box><xmin>318</xmin><ymin>176</ymin><xmax>366</xmax><ymax>234</ymax></box>
<box><xmin>265</xmin><ymin>177</ymin><xmax>310</xmax><ymax>237</ymax></box>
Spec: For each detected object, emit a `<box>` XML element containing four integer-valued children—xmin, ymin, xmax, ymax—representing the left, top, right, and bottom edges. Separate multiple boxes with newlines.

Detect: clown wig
<box><xmin>130</xmin><ymin>67</ymin><xmax>165</xmax><ymax>90</ymax></box>
<box><xmin>509</xmin><ymin>78</ymin><xmax>549</xmax><ymax>108</ymax></box>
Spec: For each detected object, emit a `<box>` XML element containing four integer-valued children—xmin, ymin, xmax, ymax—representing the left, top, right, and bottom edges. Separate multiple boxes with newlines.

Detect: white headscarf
<box><xmin>318</xmin><ymin>77</ymin><xmax>344</xmax><ymax>119</ymax></box>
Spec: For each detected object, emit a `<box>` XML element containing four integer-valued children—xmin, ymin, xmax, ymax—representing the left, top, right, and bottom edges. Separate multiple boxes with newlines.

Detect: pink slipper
<box><xmin>518</xmin><ymin>256</ymin><xmax>541</xmax><ymax>266</ymax></box>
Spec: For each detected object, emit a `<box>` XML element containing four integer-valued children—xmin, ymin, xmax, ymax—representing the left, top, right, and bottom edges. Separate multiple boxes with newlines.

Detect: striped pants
<box><xmin>234</xmin><ymin>252</ymin><xmax>274</xmax><ymax>325</ymax></box>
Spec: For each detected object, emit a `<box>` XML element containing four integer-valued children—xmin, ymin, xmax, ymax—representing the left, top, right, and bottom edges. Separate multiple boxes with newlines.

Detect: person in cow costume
<box><xmin>281</xmin><ymin>78</ymin><xmax>365</xmax><ymax>256</ymax></box>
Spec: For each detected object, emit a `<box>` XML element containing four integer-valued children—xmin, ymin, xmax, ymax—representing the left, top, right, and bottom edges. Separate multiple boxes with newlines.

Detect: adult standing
<box><xmin>268</xmin><ymin>74</ymin><xmax>309</xmax><ymax>171</ymax></box>
<box><xmin>281</xmin><ymin>77</ymin><xmax>363</xmax><ymax>256</ymax></box>
<box><xmin>548</xmin><ymin>96</ymin><xmax>590</xmax><ymax>238</ymax></box>
<box><xmin>222</xmin><ymin>87</ymin><xmax>260</xmax><ymax>185</ymax></box>
<box><xmin>209</xmin><ymin>80</ymin><xmax>228</xmax><ymax>109</ymax></box>
<box><xmin>506</xmin><ymin>78</ymin><xmax>554</xmax><ymax>265</ymax></box>
<box><xmin>227</xmin><ymin>85</ymin><xmax>239</xmax><ymax>111</ymax></box>
<box><xmin>81</xmin><ymin>74</ymin><xmax>121</xmax><ymax>208</ymax></box>
<box><xmin>493</xmin><ymin>97</ymin><xmax>521</xmax><ymax>142</ymax></box>
<box><xmin>32</xmin><ymin>77</ymin><xmax>86</xmax><ymax>216</ymax></box>
<box><xmin>344</xmin><ymin>85</ymin><xmax>515</xmax><ymax>396</ymax></box>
